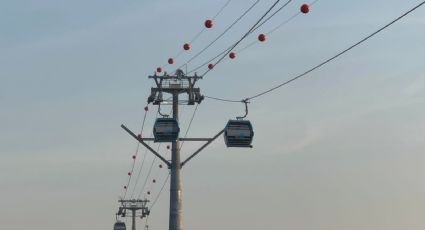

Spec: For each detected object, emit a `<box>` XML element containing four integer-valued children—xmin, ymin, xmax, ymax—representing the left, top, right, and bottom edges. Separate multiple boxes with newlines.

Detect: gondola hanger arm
<box><xmin>236</xmin><ymin>99</ymin><xmax>249</xmax><ymax>120</ymax></box>
<box><xmin>158</xmin><ymin>103</ymin><xmax>169</xmax><ymax>118</ymax></box>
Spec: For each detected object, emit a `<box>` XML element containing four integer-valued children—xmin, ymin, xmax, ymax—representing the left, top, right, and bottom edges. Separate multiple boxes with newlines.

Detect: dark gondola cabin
<box><xmin>114</xmin><ymin>221</ymin><xmax>126</xmax><ymax>230</ymax></box>
<box><xmin>224</xmin><ymin>120</ymin><xmax>254</xmax><ymax>147</ymax></box>
<box><xmin>153</xmin><ymin>118</ymin><xmax>180</xmax><ymax>142</ymax></box>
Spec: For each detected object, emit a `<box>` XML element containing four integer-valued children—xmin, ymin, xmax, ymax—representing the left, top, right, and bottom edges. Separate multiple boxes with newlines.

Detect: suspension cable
<box><xmin>237</xmin><ymin>0</ymin><xmax>320</xmax><ymax>54</ymax></box>
<box><xmin>188</xmin><ymin>0</ymin><xmax>233</xmax><ymax>45</ymax></box>
<box><xmin>205</xmin><ymin>0</ymin><xmax>425</xmax><ymax>103</ymax></box>
<box><xmin>137</xmin><ymin>143</ymin><xmax>162</xmax><ymax>199</ymax></box>
<box><xmin>161</xmin><ymin>0</ymin><xmax>234</xmax><ymax>69</ymax></box>
<box><xmin>177</xmin><ymin>0</ymin><xmax>260</xmax><ymax>71</ymax></box>
<box><xmin>137</xmin><ymin>106</ymin><xmax>172</xmax><ymax>199</ymax></box>
<box><xmin>188</xmin><ymin>0</ymin><xmax>293</xmax><ymax>75</ymax></box>
<box><xmin>130</xmin><ymin>108</ymin><xmax>160</xmax><ymax>198</ymax></box>
<box><xmin>121</xmin><ymin>105</ymin><xmax>149</xmax><ymax>199</ymax></box>
<box><xmin>179</xmin><ymin>103</ymin><xmax>200</xmax><ymax>151</ymax></box>
<box><xmin>130</xmin><ymin>145</ymin><xmax>148</xmax><ymax>198</ymax></box>
<box><xmin>149</xmin><ymin>173</ymin><xmax>170</xmax><ymax>211</ymax></box>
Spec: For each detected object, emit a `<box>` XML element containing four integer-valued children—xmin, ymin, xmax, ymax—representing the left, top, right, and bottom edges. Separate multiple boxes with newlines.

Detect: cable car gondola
<box><xmin>153</xmin><ymin>118</ymin><xmax>180</xmax><ymax>142</ymax></box>
<box><xmin>224</xmin><ymin>119</ymin><xmax>254</xmax><ymax>148</ymax></box>
<box><xmin>114</xmin><ymin>221</ymin><xmax>126</xmax><ymax>230</ymax></box>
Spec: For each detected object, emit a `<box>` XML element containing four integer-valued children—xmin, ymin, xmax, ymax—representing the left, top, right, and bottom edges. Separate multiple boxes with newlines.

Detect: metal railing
<box><xmin>160</xmin><ymin>79</ymin><xmax>190</xmax><ymax>89</ymax></box>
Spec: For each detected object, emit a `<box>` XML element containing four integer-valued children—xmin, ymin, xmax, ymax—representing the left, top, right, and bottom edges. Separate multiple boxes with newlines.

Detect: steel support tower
<box><xmin>117</xmin><ymin>199</ymin><xmax>150</xmax><ymax>230</ymax></box>
<box><xmin>121</xmin><ymin>69</ymin><xmax>224</xmax><ymax>230</ymax></box>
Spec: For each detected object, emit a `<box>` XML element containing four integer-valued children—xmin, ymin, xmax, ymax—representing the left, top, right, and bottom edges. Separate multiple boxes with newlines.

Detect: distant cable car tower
<box><xmin>115</xmin><ymin>199</ymin><xmax>150</xmax><ymax>230</ymax></box>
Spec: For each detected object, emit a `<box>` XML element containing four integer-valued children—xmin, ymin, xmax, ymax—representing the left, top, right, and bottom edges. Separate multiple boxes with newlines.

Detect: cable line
<box><xmin>205</xmin><ymin>95</ymin><xmax>242</xmax><ymax>103</ymax></box>
<box><xmin>130</xmin><ymin>115</ymin><xmax>157</xmax><ymax>198</ymax></box>
<box><xmin>237</xmin><ymin>0</ymin><xmax>320</xmax><ymax>54</ymax></box>
<box><xmin>189</xmin><ymin>0</ymin><xmax>233</xmax><ymax>45</ymax></box>
<box><xmin>161</xmin><ymin>0</ymin><xmax>234</xmax><ymax>69</ymax></box>
<box><xmin>137</xmin><ymin>107</ymin><xmax>172</xmax><ymax>199</ymax></box>
<box><xmin>140</xmin><ymin>103</ymin><xmax>199</xmax><ymax>204</ymax></box>
<box><xmin>187</xmin><ymin>0</ymin><xmax>291</xmax><ymax>76</ymax></box>
<box><xmin>150</xmin><ymin>173</ymin><xmax>170</xmax><ymax>211</ymax></box>
<box><xmin>187</xmin><ymin>46</ymin><xmax>232</xmax><ymax>74</ymax></box>
<box><xmin>177</xmin><ymin>0</ymin><xmax>260</xmax><ymax>71</ymax></box>
<box><xmin>179</xmin><ymin>104</ymin><xmax>200</xmax><ymax>151</ymax></box>
<box><xmin>202</xmin><ymin>0</ymin><xmax>285</xmax><ymax>77</ymax></box>
<box><xmin>248</xmin><ymin>0</ymin><xmax>425</xmax><ymax>100</ymax></box>
<box><xmin>251</xmin><ymin>0</ymin><xmax>294</xmax><ymax>32</ymax></box>
<box><xmin>212</xmin><ymin>0</ymin><xmax>233</xmax><ymax>20</ymax></box>
<box><xmin>122</xmin><ymin>106</ymin><xmax>149</xmax><ymax>199</ymax></box>
<box><xmin>205</xmin><ymin>0</ymin><xmax>425</xmax><ymax>103</ymax></box>
<box><xmin>137</xmin><ymin>144</ymin><xmax>162</xmax><ymax>199</ymax></box>
<box><xmin>130</xmin><ymin>105</ymin><xmax>168</xmax><ymax>198</ymax></box>
<box><xmin>142</xmin><ymin>103</ymin><xmax>199</xmax><ymax>200</ymax></box>
<box><xmin>186</xmin><ymin>0</ymin><xmax>295</xmax><ymax>75</ymax></box>
<box><xmin>130</xmin><ymin>146</ymin><xmax>148</xmax><ymax>198</ymax></box>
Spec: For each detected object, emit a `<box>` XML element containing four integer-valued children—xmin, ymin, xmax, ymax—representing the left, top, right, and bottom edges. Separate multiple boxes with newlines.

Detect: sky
<box><xmin>1</xmin><ymin>0</ymin><xmax>425</xmax><ymax>229</ymax></box>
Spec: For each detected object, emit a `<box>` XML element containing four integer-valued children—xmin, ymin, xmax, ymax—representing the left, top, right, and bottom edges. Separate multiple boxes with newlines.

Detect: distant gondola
<box><xmin>153</xmin><ymin>118</ymin><xmax>180</xmax><ymax>142</ymax></box>
<box><xmin>224</xmin><ymin>120</ymin><xmax>254</xmax><ymax>147</ymax></box>
<box><xmin>114</xmin><ymin>221</ymin><xmax>126</xmax><ymax>230</ymax></box>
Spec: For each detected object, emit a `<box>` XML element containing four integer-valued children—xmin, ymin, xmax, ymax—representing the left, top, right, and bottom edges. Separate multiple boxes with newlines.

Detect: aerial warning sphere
<box><xmin>153</xmin><ymin>179</ymin><xmax>156</xmax><ymax>183</ymax></box>
<box><xmin>208</xmin><ymin>64</ymin><xmax>214</xmax><ymax>70</ymax></box>
<box><xmin>166</xmin><ymin>145</ymin><xmax>170</xmax><ymax>150</ymax></box>
<box><xmin>137</xmin><ymin>134</ymin><xmax>142</xmax><ymax>138</ymax></box>
<box><xmin>229</xmin><ymin>52</ymin><xmax>236</xmax><ymax>59</ymax></box>
<box><xmin>168</xmin><ymin>58</ymin><xmax>174</xmax><ymax>64</ymax></box>
<box><xmin>258</xmin><ymin>33</ymin><xmax>266</xmax><ymax>42</ymax></box>
<box><xmin>144</xmin><ymin>106</ymin><xmax>148</xmax><ymax>112</ymax></box>
<box><xmin>156</xmin><ymin>67</ymin><xmax>162</xmax><ymax>73</ymax></box>
<box><xmin>183</xmin><ymin>43</ymin><xmax>191</xmax><ymax>51</ymax></box>
<box><xmin>204</xmin><ymin>19</ymin><xmax>213</xmax><ymax>28</ymax></box>
<box><xmin>128</xmin><ymin>172</ymin><xmax>131</xmax><ymax>176</ymax></box>
<box><xmin>147</xmin><ymin>191</ymin><xmax>151</xmax><ymax>195</ymax></box>
<box><xmin>159</xmin><ymin>164</ymin><xmax>163</xmax><ymax>168</ymax></box>
<box><xmin>300</xmin><ymin>4</ymin><xmax>309</xmax><ymax>14</ymax></box>
<box><xmin>124</xmin><ymin>186</ymin><xmax>127</xmax><ymax>189</ymax></box>
<box><xmin>132</xmin><ymin>155</ymin><xmax>136</xmax><ymax>159</ymax></box>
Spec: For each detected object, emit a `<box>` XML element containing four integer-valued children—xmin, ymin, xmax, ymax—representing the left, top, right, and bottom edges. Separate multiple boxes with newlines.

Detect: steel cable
<box><xmin>204</xmin><ymin>1</ymin><xmax>425</xmax><ymax>103</ymax></box>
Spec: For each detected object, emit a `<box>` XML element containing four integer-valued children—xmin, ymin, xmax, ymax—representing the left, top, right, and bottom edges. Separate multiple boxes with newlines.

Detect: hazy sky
<box><xmin>1</xmin><ymin>0</ymin><xmax>425</xmax><ymax>230</ymax></box>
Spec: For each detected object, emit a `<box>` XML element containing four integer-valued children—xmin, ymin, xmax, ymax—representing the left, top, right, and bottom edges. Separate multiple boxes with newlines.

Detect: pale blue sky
<box><xmin>1</xmin><ymin>0</ymin><xmax>425</xmax><ymax>230</ymax></box>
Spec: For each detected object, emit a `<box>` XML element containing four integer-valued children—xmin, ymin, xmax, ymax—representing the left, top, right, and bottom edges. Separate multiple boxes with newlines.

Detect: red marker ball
<box><xmin>124</xmin><ymin>186</ymin><xmax>127</xmax><ymax>189</ymax></box>
<box><xmin>128</xmin><ymin>172</ymin><xmax>131</xmax><ymax>176</ymax></box>
<box><xmin>168</xmin><ymin>58</ymin><xmax>174</xmax><ymax>64</ymax></box>
<box><xmin>159</xmin><ymin>164</ymin><xmax>163</xmax><ymax>168</ymax></box>
<box><xmin>229</xmin><ymin>52</ymin><xmax>236</xmax><ymax>59</ymax></box>
<box><xmin>300</xmin><ymin>4</ymin><xmax>309</xmax><ymax>14</ymax></box>
<box><xmin>137</xmin><ymin>134</ymin><xmax>142</xmax><ymax>138</ymax></box>
<box><xmin>183</xmin><ymin>43</ymin><xmax>191</xmax><ymax>51</ymax></box>
<box><xmin>258</xmin><ymin>33</ymin><xmax>266</xmax><ymax>42</ymax></box>
<box><xmin>204</xmin><ymin>19</ymin><xmax>213</xmax><ymax>28</ymax></box>
<box><xmin>153</xmin><ymin>179</ymin><xmax>156</xmax><ymax>183</ymax></box>
<box><xmin>132</xmin><ymin>155</ymin><xmax>136</xmax><ymax>159</ymax></box>
<box><xmin>208</xmin><ymin>64</ymin><xmax>214</xmax><ymax>70</ymax></box>
<box><xmin>147</xmin><ymin>191</ymin><xmax>151</xmax><ymax>195</ymax></box>
<box><xmin>144</xmin><ymin>106</ymin><xmax>148</xmax><ymax>112</ymax></box>
<box><xmin>156</xmin><ymin>67</ymin><xmax>162</xmax><ymax>73</ymax></box>
<box><xmin>166</xmin><ymin>145</ymin><xmax>170</xmax><ymax>150</ymax></box>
